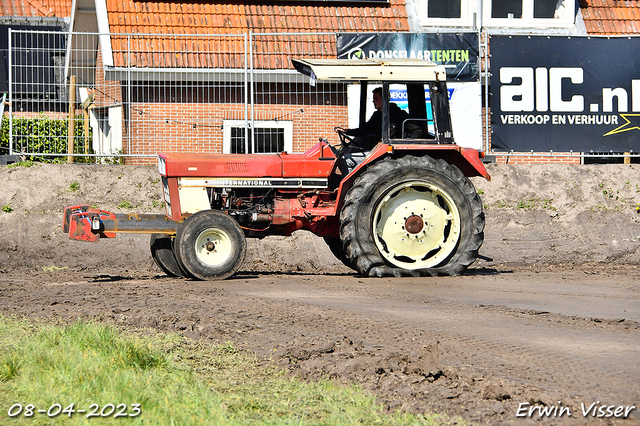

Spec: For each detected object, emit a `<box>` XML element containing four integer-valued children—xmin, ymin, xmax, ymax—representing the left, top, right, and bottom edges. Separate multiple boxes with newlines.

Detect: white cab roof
<box><xmin>292</xmin><ymin>58</ymin><xmax>447</xmax><ymax>82</ymax></box>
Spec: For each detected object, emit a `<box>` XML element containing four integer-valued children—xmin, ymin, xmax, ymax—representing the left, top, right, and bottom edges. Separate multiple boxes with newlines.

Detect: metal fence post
<box><xmin>8</xmin><ymin>28</ymin><xmax>12</xmax><ymax>156</ymax></box>
<box><xmin>483</xmin><ymin>30</ymin><xmax>490</xmax><ymax>154</ymax></box>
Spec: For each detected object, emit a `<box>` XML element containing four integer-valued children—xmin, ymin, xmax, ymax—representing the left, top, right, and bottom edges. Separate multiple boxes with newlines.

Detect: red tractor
<box><xmin>63</xmin><ymin>58</ymin><xmax>490</xmax><ymax>280</ymax></box>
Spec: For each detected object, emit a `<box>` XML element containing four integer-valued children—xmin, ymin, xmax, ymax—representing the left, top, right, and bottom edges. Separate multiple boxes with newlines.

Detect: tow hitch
<box><xmin>62</xmin><ymin>205</ymin><xmax>181</xmax><ymax>242</ymax></box>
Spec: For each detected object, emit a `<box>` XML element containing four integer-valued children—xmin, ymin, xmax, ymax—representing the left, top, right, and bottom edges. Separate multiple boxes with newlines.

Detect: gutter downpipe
<box><xmin>249</xmin><ymin>31</ymin><xmax>255</xmax><ymax>155</ymax></box>
<box><xmin>127</xmin><ymin>35</ymin><xmax>132</xmax><ymax>156</ymax></box>
<box><xmin>244</xmin><ymin>33</ymin><xmax>249</xmax><ymax>154</ymax></box>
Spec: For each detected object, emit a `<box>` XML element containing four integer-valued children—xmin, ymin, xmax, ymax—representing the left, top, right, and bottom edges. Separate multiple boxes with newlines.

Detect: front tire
<box><xmin>174</xmin><ymin>210</ymin><xmax>247</xmax><ymax>280</ymax></box>
<box><xmin>340</xmin><ymin>155</ymin><xmax>484</xmax><ymax>277</ymax></box>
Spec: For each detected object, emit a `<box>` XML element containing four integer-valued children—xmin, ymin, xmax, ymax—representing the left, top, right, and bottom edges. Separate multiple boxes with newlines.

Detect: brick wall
<box><xmin>124</xmin><ymin>103</ymin><xmax>349</xmax><ymax>165</ymax></box>
<box><xmin>124</xmin><ymin>101</ymin><xmax>585</xmax><ymax>165</ymax></box>
<box><xmin>89</xmin><ymin>50</ymin><xmax>583</xmax><ymax>166</ymax></box>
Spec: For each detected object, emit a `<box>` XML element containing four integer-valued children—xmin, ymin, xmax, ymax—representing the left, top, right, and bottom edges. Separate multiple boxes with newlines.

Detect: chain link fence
<box><xmin>3</xmin><ymin>29</ymin><xmax>637</xmax><ymax>164</ymax></box>
<box><xmin>3</xmin><ymin>30</ymin><xmax>348</xmax><ymax>164</ymax></box>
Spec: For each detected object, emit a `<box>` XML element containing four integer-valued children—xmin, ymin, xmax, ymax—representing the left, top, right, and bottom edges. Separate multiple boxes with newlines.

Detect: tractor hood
<box><xmin>157</xmin><ymin>142</ymin><xmax>335</xmax><ymax>180</ymax></box>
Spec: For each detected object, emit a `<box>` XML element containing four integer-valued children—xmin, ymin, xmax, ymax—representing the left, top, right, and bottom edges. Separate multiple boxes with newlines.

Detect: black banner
<box><xmin>490</xmin><ymin>36</ymin><xmax>640</xmax><ymax>152</ymax></box>
<box><xmin>337</xmin><ymin>33</ymin><xmax>479</xmax><ymax>82</ymax></box>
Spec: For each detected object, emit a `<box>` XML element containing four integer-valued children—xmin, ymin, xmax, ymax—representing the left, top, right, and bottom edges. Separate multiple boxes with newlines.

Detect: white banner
<box><xmin>449</xmin><ymin>82</ymin><xmax>482</xmax><ymax>150</ymax></box>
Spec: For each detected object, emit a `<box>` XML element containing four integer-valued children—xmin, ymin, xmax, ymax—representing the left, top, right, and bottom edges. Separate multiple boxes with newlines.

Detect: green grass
<box><xmin>516</xmin><ymin>197</ymin><xmax>557</xmax><ymax>211</ymax></box>
<box><xmin>0</xmin><ymin>317</ymin><xmax>456</xmax><ymax>425</ymax></box>
<box><xmin>6</xmin><ymin>160</ymin><xmax>35</xmax><ymax>169</ymax></box>
<box><xmin>485</xmin><ymin>197</ymin><xmax>557</xmax><ymax>211</ymax></box>
<box><xmin>517</xmin><ymin>199</ymin><xmax>536</xmax><ymax>210</ymax></box>
<box><xmin>1</xmin><ymin>205</ymin><xmax>12</xmax><ymax>213</ymax></box>
<box><xmin>487</xmin><ymin>199</ymin><xmax>512</xmax><ymax>209</ymax></box>
<box><xmin>117</xmin><ymin>200</ymin><xmax>134</xmax><ymax>209</ymax></box>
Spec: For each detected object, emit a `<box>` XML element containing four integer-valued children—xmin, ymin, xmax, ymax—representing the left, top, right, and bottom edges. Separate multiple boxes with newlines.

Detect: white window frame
<box><xmin>222</xmin><ymin>120</ymin><xmax>293</xmax><ymax>154</ymax></box>
<box><xmin>484</xmin><ymin>0</ymin><xmax>576</xmax><ymax>29</ymax></box>
<box><xmin>417</xmin><ymin>0</ymin><xmax>474</xmax><ymax>27</ymax></box>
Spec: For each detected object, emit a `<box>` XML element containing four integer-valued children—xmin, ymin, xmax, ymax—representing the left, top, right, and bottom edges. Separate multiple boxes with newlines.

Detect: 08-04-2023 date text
<box><xmin>8</xmin><ymin>402</ymin><xmax>141</xmax><ymax>418</ymax></box>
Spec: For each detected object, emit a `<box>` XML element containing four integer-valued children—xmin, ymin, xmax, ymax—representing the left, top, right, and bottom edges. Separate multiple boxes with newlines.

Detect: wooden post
<box><xmin>67</xmin><ymin>75</ymin><xmax>76</xmax><ymax>163</ymax></box>
<box><xmin>83</xmin><ymin>107</ymin><xmax>89</xmax><ymax>155</ymax></box>
<box><xmin>624</xmin><ymin>152</ymin><xmax>631</xmax><ymax>165</ymax></box>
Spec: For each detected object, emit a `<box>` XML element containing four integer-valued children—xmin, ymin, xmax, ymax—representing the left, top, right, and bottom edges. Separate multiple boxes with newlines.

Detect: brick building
<box><xmin>9</xmin><ymin>0</ymin><xmax>636</xmax><ymax>165</ymax></box>
<box><xmin>66</xmin><ymin>0</ymin><xmax>411</xmax><ymax>164</ymax></box>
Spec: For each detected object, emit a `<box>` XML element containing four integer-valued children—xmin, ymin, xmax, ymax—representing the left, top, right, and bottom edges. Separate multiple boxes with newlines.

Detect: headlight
<box><xmin>157</xmin><ymin>155</ymin><xmax>167</xmax><ymax>176</ymax></box>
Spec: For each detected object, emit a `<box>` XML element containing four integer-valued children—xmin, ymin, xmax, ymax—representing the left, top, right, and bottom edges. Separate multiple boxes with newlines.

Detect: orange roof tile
<box><xmin>105</xmin><ymin>0</ymin><xmax>409</xmax><ymax>69</ymax></box>
<box><xmin>1</xmin><ymin>0</ymin><xmax>71</xmax><ymax>18</ymax></box>
<box><xmin>581</xmin><ymin>0</ymin><xmax>640</xmax><ymax>35</ymax></box>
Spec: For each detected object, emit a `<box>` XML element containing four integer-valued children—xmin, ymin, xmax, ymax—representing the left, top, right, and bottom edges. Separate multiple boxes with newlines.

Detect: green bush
<box><xmin>0</xmin><ymin>114</ymin><xmax>94</xmax><ymax>163</ymax></box>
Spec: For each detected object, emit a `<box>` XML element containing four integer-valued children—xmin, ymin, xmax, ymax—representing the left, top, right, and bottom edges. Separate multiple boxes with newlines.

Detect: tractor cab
<box><xmin>292</xmin><ymin>58</ymin><xmax>454</xmax><ymax>146</ymax></box>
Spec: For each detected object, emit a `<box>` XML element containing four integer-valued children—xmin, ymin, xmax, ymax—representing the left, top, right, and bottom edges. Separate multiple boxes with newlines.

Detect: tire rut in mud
<box><xmin>0</xmin><ymin>271</ymin><xmax>638</xmax><ymax>425</ymax></box>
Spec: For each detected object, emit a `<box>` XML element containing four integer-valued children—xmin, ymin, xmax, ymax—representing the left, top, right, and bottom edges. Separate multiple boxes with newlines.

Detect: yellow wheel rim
<box><xmin>195</xmin><ymin>228</ymin><xmax>232</xmax><ymax>267</ymax></box>
<box><xmin>373</xmin><ymin>180</ymin><xmax>461</xmax><ymax>269</ymax></box>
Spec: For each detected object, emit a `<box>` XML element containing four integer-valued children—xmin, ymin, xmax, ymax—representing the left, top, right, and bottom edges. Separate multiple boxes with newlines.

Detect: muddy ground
<box><xmin>1</xmin><ymin>162</ymin><xmax>639</xmax><ymax>425</ymax></box>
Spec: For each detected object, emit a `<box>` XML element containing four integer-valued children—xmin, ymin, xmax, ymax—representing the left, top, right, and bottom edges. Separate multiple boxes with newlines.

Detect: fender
<box><xmin>335</xmin><ymin>143</ymin><xmax>490</xmax><ymax>214</ymax></box>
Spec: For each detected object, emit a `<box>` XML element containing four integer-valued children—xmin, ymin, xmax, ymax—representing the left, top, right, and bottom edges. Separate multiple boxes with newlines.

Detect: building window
<box><xmin>534</xmin><ymin>0</ymin><xmax>559</xmax><ymax>18</ymax></box>
<box><xmin>223</xmin><ymin>120</ymin><xmax>293</xmax><ymax>154</ymax></box>
<box><xmin>486</xmin><ymin>0</ymin><xmax>574</xmax><ymax>27</ymax></box>
<box><xmin>491</xmin><ymin>0</ymin><xmax>522</xmax><ymax>18</ymax></box>
<box><xmin>417</xmin><ymin>0</ymin><xmax>472</xmax><ymax>27</ymax></box>
<box><xmin>428</xmin><ymin>0</ymin><xmax>461</xmax><ymax>19</ymax></box>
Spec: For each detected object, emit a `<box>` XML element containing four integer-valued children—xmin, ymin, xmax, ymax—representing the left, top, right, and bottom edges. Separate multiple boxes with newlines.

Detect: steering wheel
<box><xmin>334</xmin><ymin>126</ymin><xmax>356</xmax><ymax>147</ymax></box>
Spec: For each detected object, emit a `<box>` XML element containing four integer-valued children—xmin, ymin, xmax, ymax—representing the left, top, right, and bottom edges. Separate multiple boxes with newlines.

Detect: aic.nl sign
<box><xmin>490</xmin><ymin>36</ymin><xmax>640</xmax><ymax>152</ymax></box>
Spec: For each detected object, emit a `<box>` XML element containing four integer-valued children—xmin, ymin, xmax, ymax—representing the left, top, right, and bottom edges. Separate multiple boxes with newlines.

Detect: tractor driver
<box><xmin>335</xmin><ymin>87</ymin><xmax>423</xmax><ymax>176</ymax></box>
<box><xmin>342</xmin><ymin>87</ymin><xmax>422</xmax><ymax>150</ymax></box>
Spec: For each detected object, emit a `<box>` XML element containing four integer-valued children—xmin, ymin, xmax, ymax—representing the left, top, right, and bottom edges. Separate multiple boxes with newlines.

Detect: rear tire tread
<box><xmin>339</xmin><ymin>155</ymin><xmax>485</xmax><ymax>277</ymax></box>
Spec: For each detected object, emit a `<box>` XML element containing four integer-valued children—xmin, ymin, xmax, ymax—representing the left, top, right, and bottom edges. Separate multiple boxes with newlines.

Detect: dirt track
<box><xmin>1</xmin><ymin>162</ymin><xmax>640</xmax><ymax>424</ymax></box>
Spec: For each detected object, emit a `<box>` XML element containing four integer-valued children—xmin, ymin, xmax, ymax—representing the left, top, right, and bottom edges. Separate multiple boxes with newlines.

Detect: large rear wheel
<box><xmin>323</xmin><ymin>236</ymin><xmax>354</xmax><ymax>269</ymax></box>
<box><xmin>174</xmin><ymin>210</ymin><xmax>247</xmax><ymax>280</ymax></box>
<box><xmin>340</xmin><ymin>155</ymin><xmax>484</xmax><ymax>277</ymax></box>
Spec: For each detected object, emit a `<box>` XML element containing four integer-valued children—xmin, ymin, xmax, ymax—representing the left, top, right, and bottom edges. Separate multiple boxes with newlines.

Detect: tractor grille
<box><xmin>226</xmin><ymin>162</ymin><xmax>248</xmax><ymax>174</ymax></box>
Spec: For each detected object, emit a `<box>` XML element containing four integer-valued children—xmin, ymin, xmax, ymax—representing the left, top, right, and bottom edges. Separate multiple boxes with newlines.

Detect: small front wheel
<box><xmin>174</xmin><ymin>210</ymin><xmax>247</xmax><ymax>280</ymax></box>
